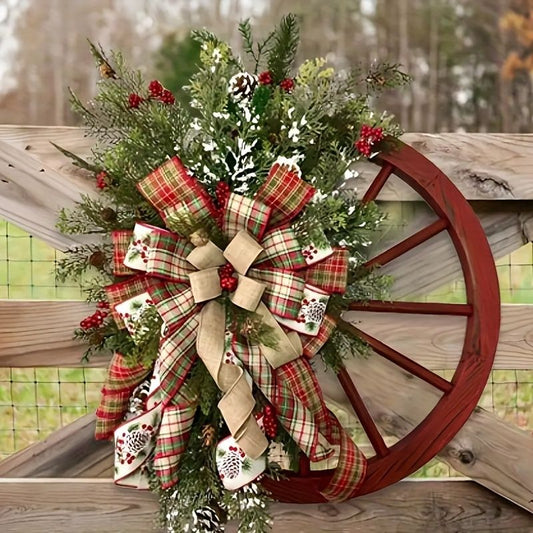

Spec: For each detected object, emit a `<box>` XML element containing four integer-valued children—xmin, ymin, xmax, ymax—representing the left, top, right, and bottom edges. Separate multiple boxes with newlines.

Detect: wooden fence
<box><xmin>0</xmin><ymin>126</ymin><xmax>532</xmax><ymax>532</ymax></box>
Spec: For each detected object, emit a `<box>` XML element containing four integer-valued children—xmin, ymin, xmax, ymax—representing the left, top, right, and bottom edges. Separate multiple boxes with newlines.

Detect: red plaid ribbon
<box><xmin>154</xmin><ymin>394</ymin><xmax>197</xmax><ymax>488</ymax></box>
<box><xmin>305</xmin><ymin>248</ymin><xmax>349</xmax><ymax>294</ymax></box>
<box><xmin>158</xmin><ymin>317</ymin><xmax>199</xmax><ymax>405</ymax></box>
<box><xmin>222</xmin><ymin>193</ymin><xmax>271</xmax><ymax>240</ymax></box>
<box><xmin>256</xmin><ymin>225</ymin><xmax>307</xmax><ymax>270</ymax></box>
<box><xmin>112</xmin><ymin>230</ymin><xmax>135</xmax><ymax>277</ymax></box>
<box><xmin>137</xmin><ymin>156</ymin><xmax>217</xmax><ymax>223</ymax></box>
<box><xmin>248</xmin><ymin>267</ymin><xmax>305</xmax><ymax>319</ymax></box>
<box><xmin>105</xmin><ymin>275</ymin><xmax>162</xmax><ymax>329</ymax></box>
<box><xmin>302</xmin><ymin>314</ymin><xmax>337</xmax><ymax>358</ymax></box>
<box><xmin>232</xmin><ymin>339</ymin><xmax>333</xmax><ymax>462</ymax></box>
<box><xmin>146</xmin><ymin>230</ymin><xmax>195</xmax><ymax>282</ymax></box>
<box><xmin>320</xmin><ymin>417</ymin><xmax>367</xmax><ymax>501</ymax></box>
<box><xmin>148</xmin><ymin>282</ymin><xmax>197</xmax><ymax>334</ymax></box>
<box><xmin>256</xmin><ymin>163</ymin><xmax>315</xmax><ymax>227</ymax></box>
<box><xmin>95</xmin><ymin>353</ymin><xmax>152</xmax><ymax>440</ymax></box>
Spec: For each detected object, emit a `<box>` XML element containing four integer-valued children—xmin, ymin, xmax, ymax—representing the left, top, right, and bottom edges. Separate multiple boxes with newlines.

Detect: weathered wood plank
<box><xmin>345</xmin><ymin>303</ymin><xmax>533</xmax><ymax>370</ymax></box>
<box><xmin>0</xmin><ymin>300</ymin><xmax>110</xmax><ymax>367</ymax></box>
<box><xmin>2</xmin><ymin>126</ymin><xmax>533</xmax><ymax>200</ymax></box>
<box><xmin>3</xmin><ymin>301</ymin><xmax>532</xmax><ymax>369</ymax></box>
<box><xmin>0</xmin><ymin>137</ymin><xmax>96</xmax><ymax>250</ymax></box>
<box><xmin>378</xmin><ymin>206</ymin><xmax>533</xmax><ymax>298</ymax></box>
<box><xmin>0</xmin><ymin>479</ymin><xmax>531</xmax><ymax>533</ymax></box>
<box><xmin>318</xmin><ymin>353</ymin><xmax>533</xmax><ymax>512</ymax></box>
<box><xmin>0</xmin><ymin>414</ymin><xmax>113</xmax><ymax>478</ymax></box>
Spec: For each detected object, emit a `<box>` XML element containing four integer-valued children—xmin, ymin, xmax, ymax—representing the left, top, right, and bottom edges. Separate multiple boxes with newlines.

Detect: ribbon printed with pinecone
<box><xmin>57</xmin><ymin>14</ymin><xmax>408</xmax><ymax>533</ymax></box>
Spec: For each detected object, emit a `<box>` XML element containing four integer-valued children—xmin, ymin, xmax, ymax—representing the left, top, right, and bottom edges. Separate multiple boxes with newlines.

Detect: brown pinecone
<box><xmin>88</xmin><ymin>250</ymin><xmax>106</xmax><ymax>268</ymax></box>
<box><xmin>228</xmin><ymin>72</ymin><xmax>257</xmax><ymax>102</ymax></box>
<box><xmin>100</xmin><ymin>207</ymin><xmax>117</xmax><ymax>223</ymax></box>
<box><xmin>202</xmin><ymin>425</ymin><xmax>216</xmax><ymax>447</ymax></box>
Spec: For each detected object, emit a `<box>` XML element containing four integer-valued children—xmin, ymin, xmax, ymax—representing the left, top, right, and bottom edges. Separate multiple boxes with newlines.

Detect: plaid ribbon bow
<box><xmin>96</xmin><ymin>156</ymin><xmax>366</xmax><ymax>499</ymax></box>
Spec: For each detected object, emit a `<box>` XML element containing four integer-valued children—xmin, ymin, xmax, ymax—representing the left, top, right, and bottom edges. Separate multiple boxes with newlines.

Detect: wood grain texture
<box><xmin>345</xmin><ymin>303</ymin><xmax>533</xmax><ymax>370</ymax></box>
<box><xmin>318</xmin><ymin>352</ymin><xmax>533</xmax><ymax>512</ymax></box>
<box><xmin>0</xmin><ymin>414</ymin><xmax>113</xmax><ymax>478</ymax></box>
<box><xmin>0</xmin><ymin>479</ymin><xmax>531</xmax><ymax>533</ymax></box>
<box><xmin>2</xmin><ymin>126</ymin><xmax>533</xmax><ymax>200</ymax></box>
<box><xmin>0</xmin><ymin>300</ymin><xmax>111</xmax><ymax>367</ymax></box>
<box><xmin>0</xmin><ymin>133</ymin><xmax>96</xmax><ymax>250</ymax></box>
<box><xmin>5</xmin><ymin>301</ymin><xmax>530</xmax><ymax>369</ymax></box>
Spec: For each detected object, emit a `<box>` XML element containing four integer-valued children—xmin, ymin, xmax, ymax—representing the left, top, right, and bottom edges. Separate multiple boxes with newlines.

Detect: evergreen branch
<box><xmin>50</xmin><ymin>142</ymin><xmax>100</xmax><ymax>173</ymax></box>
<box><xmin>266</xmin><ymin>14</ymin><xmax>300</xmax><ymax>82</ymax></box>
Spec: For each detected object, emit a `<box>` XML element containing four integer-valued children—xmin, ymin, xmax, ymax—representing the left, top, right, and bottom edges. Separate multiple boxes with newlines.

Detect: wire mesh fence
<box><xmin>0</xmin><ymin>216</ymin><xmax>532</xmax><ymax>477</ymax></box>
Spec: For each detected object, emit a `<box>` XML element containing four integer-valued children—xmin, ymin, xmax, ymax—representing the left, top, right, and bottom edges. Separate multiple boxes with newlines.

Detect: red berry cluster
<box><xmin>258</xmin><ymin>70</ymin><xmax>295</xmax><ymax>92</ymax></box>
<box><xmin>215</xmin><ymin>181</ymin><xmax>230</xmax><ymax>225</ymax></box>
<box><xmin>80</xmin><ymin>301</ymin><xmax>110</xmax><ymax>330</ymax></box>
<box><xmin>354</xmin><ymin>124</ymin><xmax>384</xmax><ymax>157</ymax></box>
<box><xmin>96</xmin><ymin>170</ymin><xmax>108</xmax><ymax>190</ymax></box>
<box><xmin>148</xmin><ymin>79</ymin><xmax>175</xmax><ymax>104</ymax></box>
<box><xmin>219</xmin><ymin>263</ymin><xmax>238</xmax><ymax>292</ymax></box>
<box><xmin>262</xmin><ymin>405</ymin><xmax>277</xmax><ymax>438</ymax></box>
<box><xmin>128</xmin><ymin>93</ymin><xmax>143</xmax><ymax>109</ymax></box>
<box><xmin>128</xmin><ymin>80</ymin><xmax>175</xmax><ymax>109</ymax></box>
<box><xmin>279</xmin><ymin>77</ymin><xmax>295</xmax><ymax>92</ymax></box>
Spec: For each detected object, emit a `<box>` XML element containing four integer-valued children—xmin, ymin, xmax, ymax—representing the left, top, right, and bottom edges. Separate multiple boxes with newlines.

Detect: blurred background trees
<box><xmin>0</xmin><ymin>0</ymin><xmax>532</xmax><ymax>132</ymax></box>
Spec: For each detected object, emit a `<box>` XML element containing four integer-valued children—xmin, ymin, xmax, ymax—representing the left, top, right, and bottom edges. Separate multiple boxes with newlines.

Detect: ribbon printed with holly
<box><xmin>95</xmin><ymin>155</ymin><xmax>367</xmax><ymax>501</ymax></box>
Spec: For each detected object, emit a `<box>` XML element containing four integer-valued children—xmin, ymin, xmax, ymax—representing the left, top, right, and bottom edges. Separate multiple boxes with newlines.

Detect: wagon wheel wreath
<box><xmin>55</xmin><ymin>15</ymin><xmax>500</xmax><ymax>532</ymax></box>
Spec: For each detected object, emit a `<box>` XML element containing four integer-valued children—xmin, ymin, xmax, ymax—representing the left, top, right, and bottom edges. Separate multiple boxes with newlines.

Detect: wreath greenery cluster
<box><xmin>56</xmin><ymin>15</ymin><xmax>408</xmax><ymax>533</ymax></box>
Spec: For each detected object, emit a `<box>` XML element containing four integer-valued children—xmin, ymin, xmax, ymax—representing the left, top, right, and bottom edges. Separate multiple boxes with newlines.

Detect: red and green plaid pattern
<box><xmin>256</xmin><ymin>163</ymin><xmax>315</xmax><ymax>227</ymax></box>
<box><xmin>105</xmin><ymin>275</ymin><xmax>162</xmax><ymax>329</ymax></box>
<box><xmin>248</xmin><ymin>267</ymin><xmax>305</xmax><ymax>319</ymax></box>
<box><xmin>223</xmin><ymin>193</ymin><xmax>271</xmax><ymax>241</ymax></box>
<box><xmin>158</xmin><ymin>317</ymin><xmax>199</xmax><ymax>405</ymax></box>
<box><xmin>320</xmin><ymin>417</ymin><xmax>367</xmax><ymax>501</ymax></box>
<box><xmin>95</xmin><ymin>353</ymin><xmax>151</xmax><ymax>440</ymax></box>
<box><xmin>149</xmin><ymin>282</ymin><xmax>197</xmax><ymax>333</ymax></box>
<box><xmin>257</xmin><ymin>225</ymin><xmax>307</xmax><ymax>270</ymax></box>
<box><xmin>137</xmin><ymin>156</ymin><xmax>217</xmax><ymax>222</ymax></box>
<box><xmin>154</xmin><ymin>395</ymin><xmax>197</xmax><ymax>488</ymax></box>
<box><xmin>305</xmin><ymin>248</ymin><xmax>349</xmax><ymax>294</ymax></box>
<box><xmin>112</xmin><ymin>230</ymin><xmax>135</xmax><ymax>277</ymax></box>
<box><xmin>302</xmin><ymin>314</ymin><xmax>337</xmax><ymax>358</ymax></box>
<box><xmin>232</xmin><ymin>340</ymin><xmax>332</xmax><ymax>462</ymax></box>
<box><xmin>276</xmin><ymin>358</ymin><xmax>336</xmax><ymax>442</ymax></box>
<box><xmin>146</xmin><ymin>231</ymin><xmax>194</xmax><ymax>282</ymax></box>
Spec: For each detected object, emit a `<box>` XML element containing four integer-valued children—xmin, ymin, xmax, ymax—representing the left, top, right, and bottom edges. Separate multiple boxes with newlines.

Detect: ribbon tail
<box><xmin>197</xmin><ymin>301</ymin><xmax>268</xmax><ymax>459</ymax></box>
<box><xmin>95</xmin><ymin>352</ymin><xmax>152</xmax><ymax>440</ymax></box>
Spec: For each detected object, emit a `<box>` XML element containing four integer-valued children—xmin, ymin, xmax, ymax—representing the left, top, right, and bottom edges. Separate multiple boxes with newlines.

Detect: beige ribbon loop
<box><xmin>224</xmin><ymin>230</ymin><xmax>264</xmax><ymax>274</ymax></box>
<box><xmin>189</xmin><ymin>268</ymin><xmax>221</xmax><ymax>303</ymax></box>
<box><xmin>230</xmin><ymin>275</ymin><xmax>265</xmax><ymax>311</ymax></box>
<box><xmin>187</xmin><ymin>241</ymin><xmax>225</xmax><ymax>270</ymax></box>
<box><xmin>255</xmin><ymin>302</ymin><xmax>302</xmax><ymax>368</ymax></box>
<box><xmin>197</xmin><ymin>301</ymin><xmax>268</xmax><ymax>459</ymax></box>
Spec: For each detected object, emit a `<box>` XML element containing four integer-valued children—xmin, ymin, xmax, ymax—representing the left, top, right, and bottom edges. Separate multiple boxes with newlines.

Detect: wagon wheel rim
<box><xmin>262</xmin><ymin>139</ymin><xmax>501</xmax><ymax>502</ymax></box>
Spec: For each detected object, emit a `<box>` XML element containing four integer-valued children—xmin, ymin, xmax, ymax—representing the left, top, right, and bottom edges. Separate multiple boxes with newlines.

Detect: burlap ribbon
<box><xmin>188</xmin><ymin>230</ymin><xmax>302</xmax><ymax>459</ymax></box>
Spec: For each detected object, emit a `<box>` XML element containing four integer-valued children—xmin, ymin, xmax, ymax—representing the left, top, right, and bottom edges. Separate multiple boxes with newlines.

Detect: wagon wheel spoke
<box><xmin>362</xmin><ymin>163</ymin><xmax>394</xmax><ymax>203</ymax></box>
<box><xmin>336</xmin><ymin>366</ymin><xmax>389</xmax><ymax>457</ymax></box>
<box><xmin>348</xmin><ymin>300</ymin><xmax>473</xmax><ymax>316</ymax></box>
<box><xmin>338</xmin><ymin>318</ymin><xmax>452</xmax><ymax>394</ymax></box>
<box><xmin>364</xmin><ymin>218</ymin><xmax>448</xmax><ymax>269</ymax></box>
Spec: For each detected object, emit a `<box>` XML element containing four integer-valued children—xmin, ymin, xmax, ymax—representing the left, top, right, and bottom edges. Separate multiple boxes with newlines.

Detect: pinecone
<box><xmin>202</xmin><ymin>425</ymin><xmax>216</xmax><ymax>447</ymax></box>
<box><xmin>191</xmin><ymin>506</ymin><xmax>222</xmax><ymax>533</ymax></box>
<box><xmin>217</xmin><ymin>448</ymin><xmax>243</xmax><ymax>480</ymax></box>
<box><xmin>228</xmin><ymin>72</ymin><xmax>257</xmax><ymax>102</ymax></box>
<box><xmin>88</xmin><ymin>250</ymin><xmax>106</xmax><ymax>268</ymax></box>
<box><xmin>127</xmin><ymin>378</ymin><xmax>151</xmax><ymax>417</ymax></box>
<box><xmin>303</xmin><ymin>299</ymin><xmax>327</xmax><ymax>324</ymax></box>
<box><xmin>100</xmin><ymin>207</ymin><xmax>117</xmax><ymax>223</ymax></box>
<box><xmin>124</xmin><ymin>428</ymin><xmax>151</xmax><ymax>455</ymax></box>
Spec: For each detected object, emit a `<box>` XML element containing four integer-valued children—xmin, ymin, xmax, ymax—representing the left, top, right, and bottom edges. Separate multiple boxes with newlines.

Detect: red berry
<box><xmin>128</xmin><ymin>93</ymin><xmax>143</xmax><ymax>109</ymax></box>
<box><xmin>258</xmin><ymin>70</ymin><xmax>273</xmax><ymax>85</ymax></box>
<box><xmin>280</xmin><ymin>78</ymin><xmax>295</xmax><ymax>92</ymax></box>
<box><xmin>148</xmin><ymin>80</ymin><xmax>164</xmax><ymax>98</ymax></box>
<box><xmin>96</xmin><ymin>171</ymin><xmax>108</xmax><ymax>190</ymax></box>
<box><xmin>160</xmin><ymin>89</ymin><xmax>175</xmax><ymax>105</ymax></box>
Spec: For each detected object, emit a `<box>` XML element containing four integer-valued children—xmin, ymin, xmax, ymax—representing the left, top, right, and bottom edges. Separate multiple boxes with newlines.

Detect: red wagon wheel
<box><xmin>262</xmin><ymin>139</ymin><xmax>500</xmax><ymax>502</ymax></box>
